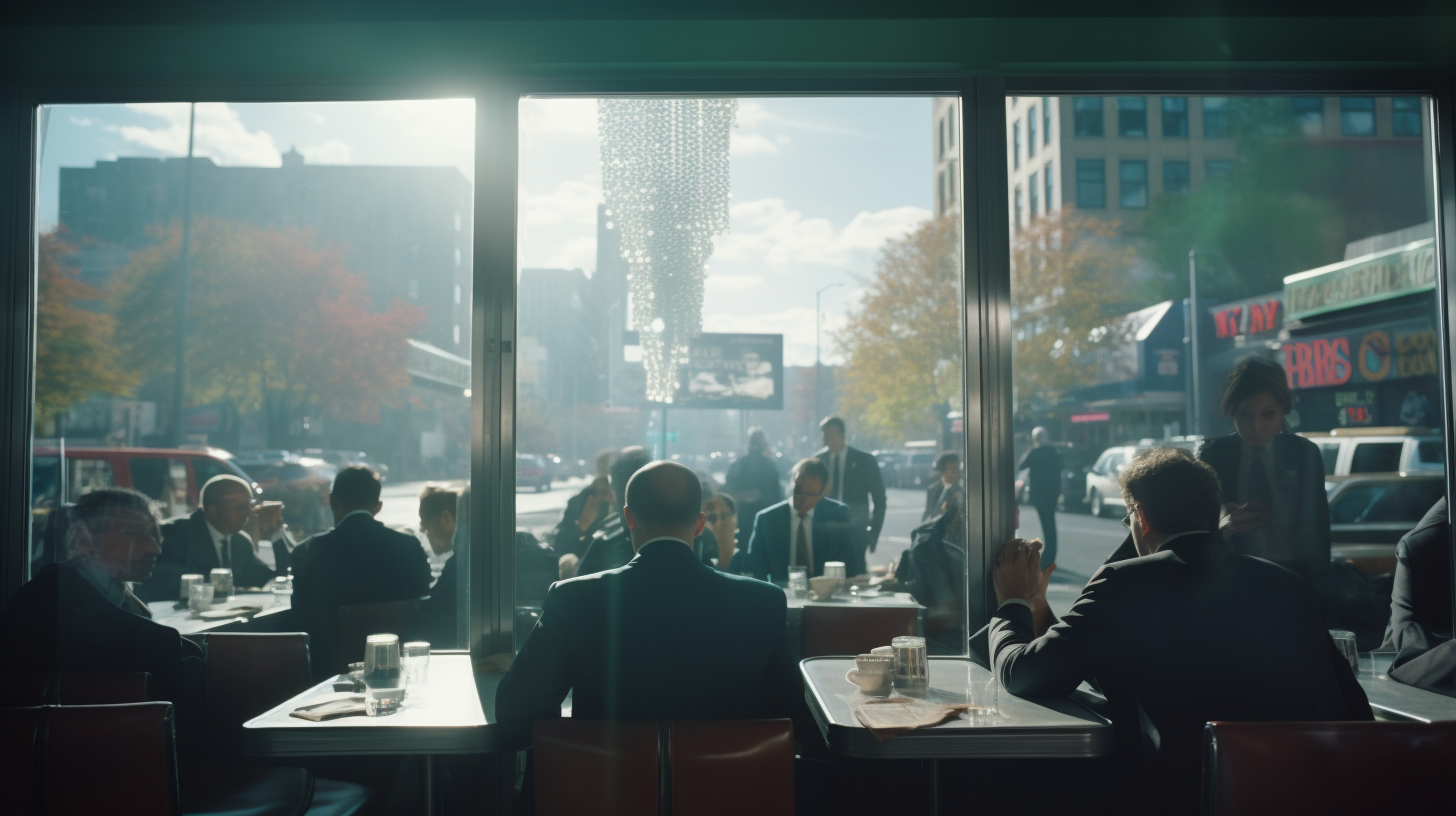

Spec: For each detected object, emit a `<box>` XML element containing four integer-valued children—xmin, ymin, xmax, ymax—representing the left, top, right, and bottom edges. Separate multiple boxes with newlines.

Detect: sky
<box><xmin>38</xmin><ymin>95</ymin><xmax>938</xmax><ymax>366</ymax></box>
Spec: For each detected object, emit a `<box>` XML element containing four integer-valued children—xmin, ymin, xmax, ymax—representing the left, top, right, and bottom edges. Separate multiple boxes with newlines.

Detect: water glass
<box><xmin>363</xmin><ymin>634</ymin><xmax>403</xmax><ymax>716</ymax></box>
<box><xmin>974</xmin><ymin>674</ymin><xmax>1000</xmax><ymax>718</ymax></box>
<box><xmin>788</xmin><ymin>567</ymin><xmax>808</xmax><ymax>600</ymax></box>
<box><xmin>403</xmin><ymin>641</ymin><xmax>431</xmax><ymax>689</ymax></box>
<box><xmin>891</xmin><ymin>635</ymin><xmax>928</xmax><ymax>696</ymax></box>
<box><xmin>179</xmin><ymin>573</ymin><xmax>204</xmax><ymax>603</ymax></box>
<box><xmin>1367</xmin><ymin>647</ymin><xmax>1398</xmax><ymax>680</ymax></box>
<box><xmin>188</xmin><ymin>582</ymin><xmax>215</xmax><ymax>614</ymax></box>
<box><xmin>1329</xmin><ymin>630</ymin><xmax>1358</xmax><ymax>673</ymax></box>
<box><xmin>823</xmin><ymin>561</ymin><xmax>847</xmax><ymax>580</ymax></box>
<box><xmin>269</xmin><ymin>575</ymin><xmax>292</xmax><ymax>604</ymax></box>
<box><xmin>209</xmin><ymin>567</ymin><xmax>234</xmax><ymax>599</ymax></box>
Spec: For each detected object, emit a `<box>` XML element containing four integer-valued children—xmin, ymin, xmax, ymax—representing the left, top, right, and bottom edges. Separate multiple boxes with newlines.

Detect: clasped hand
<box><xmin>993</xmin><ymin>537</ymin><xmax>1056</xmax><ymax>607</ymax></box>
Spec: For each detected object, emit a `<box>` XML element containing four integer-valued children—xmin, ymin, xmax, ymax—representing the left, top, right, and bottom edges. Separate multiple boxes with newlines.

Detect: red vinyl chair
<box><xmin>534</xmin><ymin>720</ymin><xmax>660</xmax><ymax>816</ymax></box>
<box><xmin>1204</xmin><ymin>720</ymin><xmax>1456</xmax><ymax>816</ymax></box>
<box><xmin>670</xmin><ymin>720</ymin><xmax>795</xmax><ymax>816</ymax></box>
<box><xmin>800</xmin><ymin>605</ymin><xmax>918</xmax><ymax>658</ymax></box>
<box><xmin>201</xmin><ymin>632</ymin><xmax>311</xmax><ymax>755</ymax></box>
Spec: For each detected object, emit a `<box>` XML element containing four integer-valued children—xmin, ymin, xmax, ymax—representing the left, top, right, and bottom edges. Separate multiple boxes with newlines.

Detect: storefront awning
<box><xmin>1284</xmin><ymin>238</ymin><xmax>1437</xmax><ymax>321</ymax></box>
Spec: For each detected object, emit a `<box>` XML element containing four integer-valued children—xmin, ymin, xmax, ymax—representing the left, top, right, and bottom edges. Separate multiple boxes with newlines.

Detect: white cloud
<box><xmin>731</xmin><ymin>132</ymin><xmax>779</xmax><ymax>156</ymax></box>
<box><xmin>713</xmin><ymin>198</ymin><xmax>930</xmax><ymax>267</ymax></box>
<box><xmin>117</xmin><ymin>102</ymin><xmax>282</xmax><ymax>166</ymax></box>
<box><xmin>705</xmin><ymin>274</ymin><xmax>763</xmax><ymax>293</ymax></box>
<box><xmin>703</xmin><ymin>307</ymin><xmax>848</xmax><ymax>366</ymax></box>
<box><xmin>301</xmin><ymin>139</ymin><xmax>351</xmax><ymax>164</ymax></box>
<box><xmin>69</xmin><ymin>115</ymin><xmax>95</xmax><ymax>127</ymax></box>
<box><xmin>521</xmin><ymin>178</ymin><xmax>600</xmax><ymax>226</ymax></box>
<box><xmin>520</xmin><ymin>97</ymin><xmax>598</xmax><ymax>138</ymax></box>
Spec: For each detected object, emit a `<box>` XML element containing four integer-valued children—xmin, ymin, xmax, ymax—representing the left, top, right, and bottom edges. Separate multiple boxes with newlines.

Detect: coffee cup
<box><xmin>845</xmin><ymin>654</ymin><xmax>893</xmax><ymax>695</ymax></box>
<box><xmin>870</xmin><ymin>645</ymin><xmax>894</xmax><ymax>658</ymax></box>
<box><xmin>809</xmin><ymin>575</ymin><xmax>841</xmax><ymax>600</ymax></box>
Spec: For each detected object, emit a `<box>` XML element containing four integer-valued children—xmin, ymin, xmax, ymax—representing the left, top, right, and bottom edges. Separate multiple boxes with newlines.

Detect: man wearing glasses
<box><xmin>740</xmin><ymin>457</ymin><xmax>861</xmax><ymax>581</ymax></box>
<box><xmin>139</xmin><ymin>475</ymin><xmax>283</xmax><ymax>601</ymax></box>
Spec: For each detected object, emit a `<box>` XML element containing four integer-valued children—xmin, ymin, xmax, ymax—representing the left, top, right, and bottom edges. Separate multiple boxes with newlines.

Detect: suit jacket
<box><xmin>741</xmin><ymin>498</ymin><xmax>862</xmax><ymax>581</ymax></box>
<box><xmin>1199</xmin><ymin>432</ymin><xmax>1330</xmax><ymax>574</ymax></box>
<box><xmin>2</xmin><ymin>562</ymin><xmax>205</xmax><ymax>751</ymax></box>
<box><xmin>923</xmin><ymin>480</ymin><xmax>959</xmax><ymax>522</ymax></box>
<box><xmin>815</xmin><ymin>445</ymin><xmax>887</xmax><ymax>549</ymax></box>
<box><xmin>1387</xmin><ymin>497</ymin><xmax>1452</xmax><ymax>667</ymax></box>
<box><xmin>497</xmin><ymin>539</ymin><xmax>796</xmax><ymax>723</ymax></box>
<box><xmin>989</xmin><ymin>533</ymin><xmax>1371</xmax><ymax>814</ymax></box>
<box><xmin>420</xmin><ymin>553</ymin><xmax>460</xmax><ymax>648</ymax></box>
<box><xmin>579</xmin><ymin>520</ymin><xmax>717</xmax><ymax>578</ymax></box>
<box><xmin>551</xmin><ymin>483</ymin><xmax>608</xmax><ymax>559</ymax></box>
<box><xmin>723</xmin><ymin>451</ymin><xmax>784</xmax><ymax>527</ymax></box>
<box><xmin>290</xmin><ymin>512</ymin><xmax>433</xmax><ymax>679</ymax></box>
<box><xmin>138</xmin><ymin>511</ymin><xmax>276</xmax><ymax>602</ymax></box>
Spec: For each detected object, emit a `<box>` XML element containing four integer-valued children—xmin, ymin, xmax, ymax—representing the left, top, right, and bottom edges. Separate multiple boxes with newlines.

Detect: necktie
<box><xmin>1247</xmin><ymin>448</ymin><xmax>1273</xmax><ymax>508</ymax></box>
<box><xmin>223</xmin><ymin>534</ymin><xmax>237</xmax><ymax>568</ymax></box>
<box><xmin>795</xmin><ymin>513</ymin><xmax>810</xmax><ymax>569</ymax></box>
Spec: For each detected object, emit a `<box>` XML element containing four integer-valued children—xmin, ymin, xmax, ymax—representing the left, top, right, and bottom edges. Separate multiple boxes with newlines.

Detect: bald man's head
<box><xmin>622</xmin><ymin>461</ymin><xmax>705</xmax><ymax>547</ymax></box>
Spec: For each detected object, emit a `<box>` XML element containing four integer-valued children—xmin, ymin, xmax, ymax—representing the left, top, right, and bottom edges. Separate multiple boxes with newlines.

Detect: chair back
<box><xmin>534</xmin><ymin>720</ymin><xmax>660</xmax><ymax>816</ymax></box>
<box><xmin>800</xmin><ymin>605</ymin><xmax>918</xmax><ymax>658</ymax></box>
<box><xmin>0</xmin><ymin>671</ymin><xmax>151</xmax><ymax>706</ymax></box>
<box><xmin>336</xmin><ymin>599</ymin><xmax>422</xmax><ymax>673</ymax></box>
<box><xmin>202</xmin><ymin>633</ymin><xmax>311</xmax><ymax>754</ymax></box>
<box><xmin>1</xmin><ymin>703</ymin><xmax>179</xmax><ymax>816</ymax></box>
<box><xmin>1204</xmin><ymin>721</ymin><xmax>1456</xmax><ymax>816</ymax></box>
<box><xmin>671</xmin><ymin>720</ymin><xmax>794</xmax><ymax>816</ymax></box>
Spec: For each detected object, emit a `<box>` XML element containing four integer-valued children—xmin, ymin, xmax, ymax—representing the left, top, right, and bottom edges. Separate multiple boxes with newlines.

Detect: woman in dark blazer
<box><xmin>1197</xmin><ymin>356</ymin><xmax>1330</xmax><ymax>576</ymax></box>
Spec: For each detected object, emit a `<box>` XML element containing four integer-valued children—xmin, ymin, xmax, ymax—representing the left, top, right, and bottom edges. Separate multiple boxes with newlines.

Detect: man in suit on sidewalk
<box><xmin>815</xmin><ymin>416</ymin><xmax>886</xmax><ymax>566</ymax></box>
<box><xmin>739</xmin><ymin>457</ymin><xmax>860</xmax><ymax>581</ymax></box>
<box><xmin>290</xmin><ymin>466</ymin><xmax>433</xmax><ymax>679</ymax></box>
<box><xmin>138</xmin><ymin>475</ymin><xmax>280</xmax><ymax>602</ymax></box>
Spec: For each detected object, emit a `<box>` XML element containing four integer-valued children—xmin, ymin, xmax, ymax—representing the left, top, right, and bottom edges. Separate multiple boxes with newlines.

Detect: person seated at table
<box><xmin>1383</xmin><ymin>497</ymin><xmax>1456</xmax><ymax>697</ymax></box>
<box><xmin>922</xmin><ymin>451</ymin><xmax>962</xmax><ymax>522</ymax></box>
<box><xmin>550</xmin><ymin>450</ymin><xmax>616</xmax><ymax>558</ymax></box>
<box><xmin>498</xmin><ymin>460</ymin><xmax>796</xmax><ymax>725</ymax></box>
<box><xmin>737</xmin><ymin>457</ymin><xmax>862</xmax><ymax>580</ymax></box>
<box><xmin>291</xmin><ymin>466</ymin><xmax>432</xmax><ymax>680</ymax></box>
<box><xmin>1</xmin><ymin>489</ymin><xmax>205</xmax><ymax>747</ymax></box>
<box><xmin>578</xmin><ymin>448</ymin><xmax>717</xmax><ymax>576</ymax></box>
<box><xmin>988</xmin><ymin>447</ymin><xmax>1371</xmax><ymax>815</ymax></box>
<box><xmin>137</xmin><ymin>475</ymin><xmax>282</xmax><ymax>602</ymax></box>
<box><xmin>894</xmin><ymin>485</ymin><xmax>967</xmax><ymax>654</ymax></box>
<box><xmin>703</xmin><ymin>493</ymin><xmax>739</xmax><ymax>569</ymax></box>
<box><xmin>418</xmin><ymin>484</ymin><xmax>461</xmax><ymax>647</ymax></box>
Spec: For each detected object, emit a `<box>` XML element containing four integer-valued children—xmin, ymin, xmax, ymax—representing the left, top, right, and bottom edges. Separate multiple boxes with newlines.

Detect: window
<box><xmin>1028</xmin><ymin>172</ymin><xmax>1039</xmax><ymax>219</ymax></box>
<box><xmin>1073</xmin><ymin>97</ymin><xmax>1104</xmax><ymax>137</ymax></box>
<box><xmin>938</xmin><ymin>115</ymin><xmax>947</xmax><ymax>158</ymax></box>
<box><xmin>1393</xmin><ymin>97</ymin><xmax>1422</xmax><ymax>137</ymax></box>
<box><xmin>1119</xmin><ymin>160</ymin><xmax>1148</xmax><ymax>208</ymax></box>
<box><xmin>1044</xmin><ymin>162</ymin><xmax>1055</xmax><ymax>211</ymax></box>
<box><xmin>1350</xmin><ymin>442</ymin><xmax>1402</xmax><ymax>473</ymax></box>
<box><xmin>1028</xmin><ymin>107</ymin><xmax>1037</xmax><ymax>158</ymax></box>
<box><xmin>1202</xmin><ymin>97</ymin><xmax>1231</xmax><ymax>137</ymax></box>
<box><xmin>1012</xmin><ymin>121</ymin><xmax>1021</xmax><ymax>169</ymax></box>
<box><xmin>1163</xmin><ymin>160</ymin><xmax>1190</xmax><ymax>194</ymax></box>
<box><xmin>1014</xmin><ymin>185</ymin><xmax>1024</xmax><ymax>229</ymax></box>
<box><xmin>948</xmin><ymin>106</ymin><xmax>957</xmax><ymax>149</ymax></box>
<box><xmin>1318</xmin><ymin>444</ymin><xmax>1340</xmax><ymax>475</ymax></box>
<box><xmin>947</xmin><ymin>160</ymin><xmax>958</xmax><ymax>204</ymax></box>
<box><xmin>1117</xmin><ymin>97</ymin><xmax>1147</xmax><ymax>137</ymax></box>
<box><xmin>1043</xmin><ymin>97</ymin><xmax>1053</xmax><ymax>144</ymax></box>
<box><xmin>1417</xmin><ymin>440</ymin><xmax>1445</xmax><ymax>467</ymax></box>
<box><xmin>1075</xmin><ymin>159</ymin><xmax>1105</xmax><ymax>208</ymax></box>
<box><xmin>1291</xmin><ymin>97</ymin><xmax>1324</xmax><ymax>136</ymax></box>
<box><xmin>1205</xmin><ymin>159</ymin><xmax>1232</xmax><ymax>180</ymax></box>
<box><xmin>1340</xmin><ymin>97</ymin><xmax>1375</xmax><ymax>136</ymax></box>
<box><xmin>1161</xmin><ymin>97</ymin><xmax>1188</xmax><ymax>137</ymax></box>
<box><xmin>938</xmin><ymin>170</ymin><xmax>947</xmax><ymax>214</ymax></box>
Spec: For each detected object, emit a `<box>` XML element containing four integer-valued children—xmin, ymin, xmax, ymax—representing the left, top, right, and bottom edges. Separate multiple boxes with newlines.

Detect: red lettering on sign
<box><xmin>1215</xmin><ymin>310</ymin><xmax>1232</xmax><ymax>339</ymax></box>
<box><xmin>1283</xmin><ymin>336</ymin><xmax>1351</xmax><ymax>388</ymax></box>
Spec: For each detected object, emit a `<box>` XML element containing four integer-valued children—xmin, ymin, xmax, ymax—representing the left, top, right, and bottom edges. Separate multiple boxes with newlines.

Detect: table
<box><xmin>1358</xmin><ymin>652</ymin><xmax>1456</xmax><ymax>723</ymax></box>
<box><xmin>785</xmin><ymin>587</ymin><xmax>924</xmax><ymax>661</ymax></box>
<box><xmin>800</xmin><ymin>656</ymin><xmax>1113</xmax><ymax>815</ymax></box>
<box><xmin>148</xmin><ymin>591</ymin><xmax>291</xmax><ymax>635</ymax></box>
<box><xmin>243</xmin><ymin>654</ymin><xmax>494</xmax><ymax>814</ymax></box>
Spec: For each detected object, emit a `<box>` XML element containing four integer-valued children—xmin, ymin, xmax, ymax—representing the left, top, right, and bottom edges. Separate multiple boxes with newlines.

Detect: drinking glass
<box><xmin>188</xmin><ymin>582</ymin><xmax>214</xmax><ymax>614</ymax></box>
<box><xmin>788</xmin><ymin>567</ymin><xmax>808</xmax><ymax>600</ymax></box>
<box><xmin>209</xmin><ymin>567</ymin><xmax>234</xmax><ymax>599</ymax></box>
<box><xmin>1367</xmin><ymin>647</ymin><xmax>1398</xmax><ymax>680</ymax></box>
<box><xmin>974</xmin><ymin>674</ymin><xmax>1000</xmax><ymax>718</ymax></box>
<box><xmin>823</xmin><ymin>561</ymin><xmax>847</xmax><ymax>580</ymax></box>
<box><xmin>1329</xmin><ymin>630</ymin><xmax>1358</xmax><ymax>672</ymax></box>
<box><xmin>891</xmin><ymin>635</ymin><xmax>928</xmax><ymax>696</ymax></box>
<box><xmin>179</xmin><ymin>574</ymin><xmax>204</xmax><ymax>603</ymax></box>
<box><xmin>402</xmin><ymin>641</ymin><xmax>431</xmax><ymax>689</ymax></box>
<box><xmin>269</xmin><ymin>575</ymin><xmax>292</xmax><ymax>604</ymax></box>
<box><xmin>363</xmin><ymin>634</ymin><xmax>403</xmax><ymax>716</ymax></box>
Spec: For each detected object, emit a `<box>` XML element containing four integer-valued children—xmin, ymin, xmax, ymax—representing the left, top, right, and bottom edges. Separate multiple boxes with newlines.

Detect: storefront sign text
<box><xmin>1213</xmin><ymin>298</ymin><xmax>1281</xmax><ymax>339</ymax></box>
<box><xmin>1284</xmin><ymin>239</ymin><xmax>1437</xmax><ymax>321</ymax></box>
<box><xmin>1282</xmin><ymin>322</ymin><xmax>1436</xmax><ymax>391</ymax></box>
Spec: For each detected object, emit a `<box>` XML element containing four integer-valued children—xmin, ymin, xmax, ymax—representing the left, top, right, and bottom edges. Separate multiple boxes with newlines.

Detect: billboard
<box><xmin>669</xmin><ymin>333</ymin><xmax>783</xmax><ymax>410</ymax></box>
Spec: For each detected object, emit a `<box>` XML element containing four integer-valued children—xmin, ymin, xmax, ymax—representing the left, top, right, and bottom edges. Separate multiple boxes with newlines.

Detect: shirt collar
<box><xmin>339</xmin><ymin>509</ymin><xmax>375</xmax><ymax>525</ymax></box>
<box><xmin>205</xmin><ymin>519</ymin><xmax>229</xmax><ymax>546</ymax></box>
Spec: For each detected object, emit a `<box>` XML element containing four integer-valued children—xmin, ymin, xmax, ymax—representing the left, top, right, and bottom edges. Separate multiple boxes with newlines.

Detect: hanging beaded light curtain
<box><xmin>599</xmin><ymin>98</ymin><xmax>737</xmax><ymax>403</ymax></box>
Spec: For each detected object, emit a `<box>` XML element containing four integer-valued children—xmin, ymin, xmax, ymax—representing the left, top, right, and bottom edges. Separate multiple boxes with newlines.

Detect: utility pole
<box><xmin>814</xmin><ymin>282</ymin><xmax>843</xmax><ymax>424</ymax></box>
<box><xmin>1187</xmin><ymin>249</ymin><xmax>1201</xmax><ymax>438</ymax></box>
<box><xmin>170</xmin><ymin>103</ymin><xmax>196</xmax><ymax>447</ymax></box>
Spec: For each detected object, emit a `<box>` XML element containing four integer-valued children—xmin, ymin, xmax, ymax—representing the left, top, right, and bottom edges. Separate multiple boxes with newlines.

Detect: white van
<box><xmin>1299</xmin><ymin>427</ymin><xmax>1444</xmax><ymax>476</ymax></box>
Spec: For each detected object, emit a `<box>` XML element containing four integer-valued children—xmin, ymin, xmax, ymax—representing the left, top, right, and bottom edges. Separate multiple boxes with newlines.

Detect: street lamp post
<box><xmin>815</xmin><ymin>282</ymin><xmax>843</xmax><ymax>424</ymax></box>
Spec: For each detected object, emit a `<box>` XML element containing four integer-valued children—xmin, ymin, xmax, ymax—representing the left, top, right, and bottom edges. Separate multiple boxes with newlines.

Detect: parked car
<box><xmin>516</xmin><ymin>454</ymin><xmax>553</xmax><ymax>492</ymax></box>
<box><xmin>1083</xmin><ymin>438</ymin><xmax>1201</xmax><ymax>518</ymax></box>
<box><xmin>299</xmin><ymin>448</ymin><xmax>390</xmax><ymax>479</ymax></box>
<box><xmin>1327</xmin><ymin>472</ymin><xmax>1445</xmax><ymax>577</ymax></box>
<box><xmin>1299</xmin><ymin>427</ymin><xmax>1443</xmax><ymax>476</ymax></box>
<box><xmin>235</xmin><ymin>457</ymin><xmax>337</xmax><ymax>539</ymax></box>
<box><xmin>901</xmin><ymin>449</ymin><xmax>938</xmax><ymax>489</ymax></box>
<box><xmin>873</xmin><ymin>450</ymin><xmax>907</xmax><ymax>488</ymax></box>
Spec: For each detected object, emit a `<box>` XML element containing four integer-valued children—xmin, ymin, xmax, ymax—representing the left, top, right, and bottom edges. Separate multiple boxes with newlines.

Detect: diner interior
<box><xmin>3</xmin><ymin>3</ymin><xmax>1456</xmax><ymax>815</ymax></box>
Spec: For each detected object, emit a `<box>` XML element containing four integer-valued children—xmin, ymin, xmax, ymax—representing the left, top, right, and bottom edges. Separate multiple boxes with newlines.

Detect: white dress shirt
<box><xmin>789</xmin><ymin>507</ymin><xmax>815</xmax><ymax>569</ymax></box>
<box><xmin>828</xmin><ymin>449</ymin><xmax>847</xmax><ymax>501</ymax></box>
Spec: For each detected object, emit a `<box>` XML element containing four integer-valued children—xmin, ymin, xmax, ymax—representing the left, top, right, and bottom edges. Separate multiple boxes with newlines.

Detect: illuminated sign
<box><xmin>1212</xmin><ymin>297</ymin><xmax>1281</xmax><ymax>339</ymax></box>
<box><xmin>1282</xmin><ymin>321</ymin><xmax>1436</xmax><ymax>390</ymax></box>
<box><xmin>1284</xmin><ymin>239</ymin><xmax>1437</xmax><ymax>320</ymax></box>
<box><xmin>1070</xmin><ymin>412</ymin><xmax>1112</xmax><ymax>423</ymax></box>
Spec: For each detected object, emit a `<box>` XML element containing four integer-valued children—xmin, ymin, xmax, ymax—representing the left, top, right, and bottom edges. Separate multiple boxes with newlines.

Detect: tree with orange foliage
<box><xmin>110</xmin><ymin>217</ymin><xmax>424</xmax><ymax>444</ymax></box>
<box><xmin>34</xmin><ymin>229</ymin><xmax>136</xmax><ymax>432</ymax></box>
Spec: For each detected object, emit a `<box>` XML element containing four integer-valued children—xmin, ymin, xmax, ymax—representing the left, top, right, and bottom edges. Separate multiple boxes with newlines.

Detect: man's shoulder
<box><xmin>755</xmin><ymin>500</ymin><xmax>790</xmax><ymax>522</ymax></box>
<box><xmin>817</xmin><ymin>497</ymin><xmax>850</xmax><ymax>518</ymax></box>
<box><xmin>712</xmin><ymin>570</ymin><xmax>788</xmax><ymax>610</ymax></box>
<box><xmin>160</xmin><ymin>512</ymin><xmax>203</xmax><ymax>537</ymax></box>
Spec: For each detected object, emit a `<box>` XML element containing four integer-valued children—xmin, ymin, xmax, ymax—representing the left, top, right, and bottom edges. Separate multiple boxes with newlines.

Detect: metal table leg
<box><xmin>927</xmin><ymin>757</ymin><xmax>940</xmax><ymax>816</ymax></box>
<box><xmin>424</xmin><ymin>755</ymin><xmax>437</xmax><ymax>816</ymax></box>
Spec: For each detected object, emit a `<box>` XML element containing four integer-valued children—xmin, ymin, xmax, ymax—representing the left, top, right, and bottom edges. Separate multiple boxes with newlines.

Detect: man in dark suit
<box><xmin>739</xmin><ymin>457</ymin><xmax>861</xmax><ymax>581</ymax></box>
<box><xmin>2</xmin><ymin>489</ymin><xmax>205</xmax><ymax>749</ymax></box>
<box><xmin>498</xmin><ymin>460</ymin><xmax>795</xmax><ymax>724</ymax></box>
<box><xmin>290</xmin><ymin>466</ymin><xmax>433</xmax><ymax>679</ymax></box>
<box><xmin>138</xmin><ymin>475</ymin><xmax>280</xmax><ymax>602</ymax></box>
<box><xmin>922</xmin><ymin>451</ymin><xmax>962</xmax><ymax>522</ymax></box>
<box><xmin>1386</xmin><ymin>498</ymin><xmax>1453</xmax><ymax>673</ymax></box>
<box><xmin>989</xmin><ymin>447</ymin><xmax>1370</xmax><ymax>815</ymax></box>
<box><xmin>816</xmin><ymin>416</ymin><xmax>886</xmax><ymax>566</ymax></box>
<box><xmin>1016</xmin><ymin>426</ymin><xmax>1063</xmax><ymax>566</ymax></box>
<box><xmin>723</xmin><ymin>427</ymin><xmax>784</xmax><ymax>527</ymax></box>
<box><xmin>417</xmin><ymin>484</ymin><xmax>461</xmax><ymax>648</ymax></box>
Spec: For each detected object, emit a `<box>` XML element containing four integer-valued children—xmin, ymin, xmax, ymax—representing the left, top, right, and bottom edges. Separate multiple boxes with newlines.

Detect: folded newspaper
<box><xmin>290</xmin><ymin>695</ymin><xmax>368</xmax><ymax>721</ymax></box>
<box><xmin>852</xmin><ymin>697</ymin><xmax>973</xmax><ymax>739</ymax></box>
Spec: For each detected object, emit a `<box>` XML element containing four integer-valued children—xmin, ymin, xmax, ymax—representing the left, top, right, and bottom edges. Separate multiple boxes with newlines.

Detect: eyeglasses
<box><xmin>1121</xmin><ymin>505</ymin><xmax>1137</xmax><ymax>528</ymax></box>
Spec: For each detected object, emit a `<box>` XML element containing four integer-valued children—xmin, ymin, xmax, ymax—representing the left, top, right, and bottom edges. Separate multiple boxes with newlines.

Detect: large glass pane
<box><xmin>1007</xmin><ymin>95</ymin><xmax>1444</xmax><ymax>657</ymax></box>
<box><xmin>516</xmin><ymin>96</ymin><xmax>968</xmax><ymax>654</ymax></box>
<box><xmin>31</xmin><ymin>100</ymin><xmax>475</xmax><ymax>647</ymax></box>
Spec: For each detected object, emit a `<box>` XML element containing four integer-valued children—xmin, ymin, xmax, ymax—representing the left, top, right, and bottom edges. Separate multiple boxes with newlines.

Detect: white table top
<box><xmin>243</xmin><ymin>654</ymin><xmax>492</xmax><ymax>756</ymax></box>
<box><xmin>800</xmin><ymin>656</ymin><xmax>1113</xmax><ymax>760</ymax></box>
<box><xmin>1358</xmin><ymin>653</ymin><xmax>1456</xmax><ymax>723</ymax></box>
<box><xmin>785</xmin><ymin>587</ymin><xmax>923</xmax><ymax>610</ymax></box>
<box><xmin>148</xmin><ymin>591</ymin><xmax>289</xmax><ymax>635</ymax></box>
